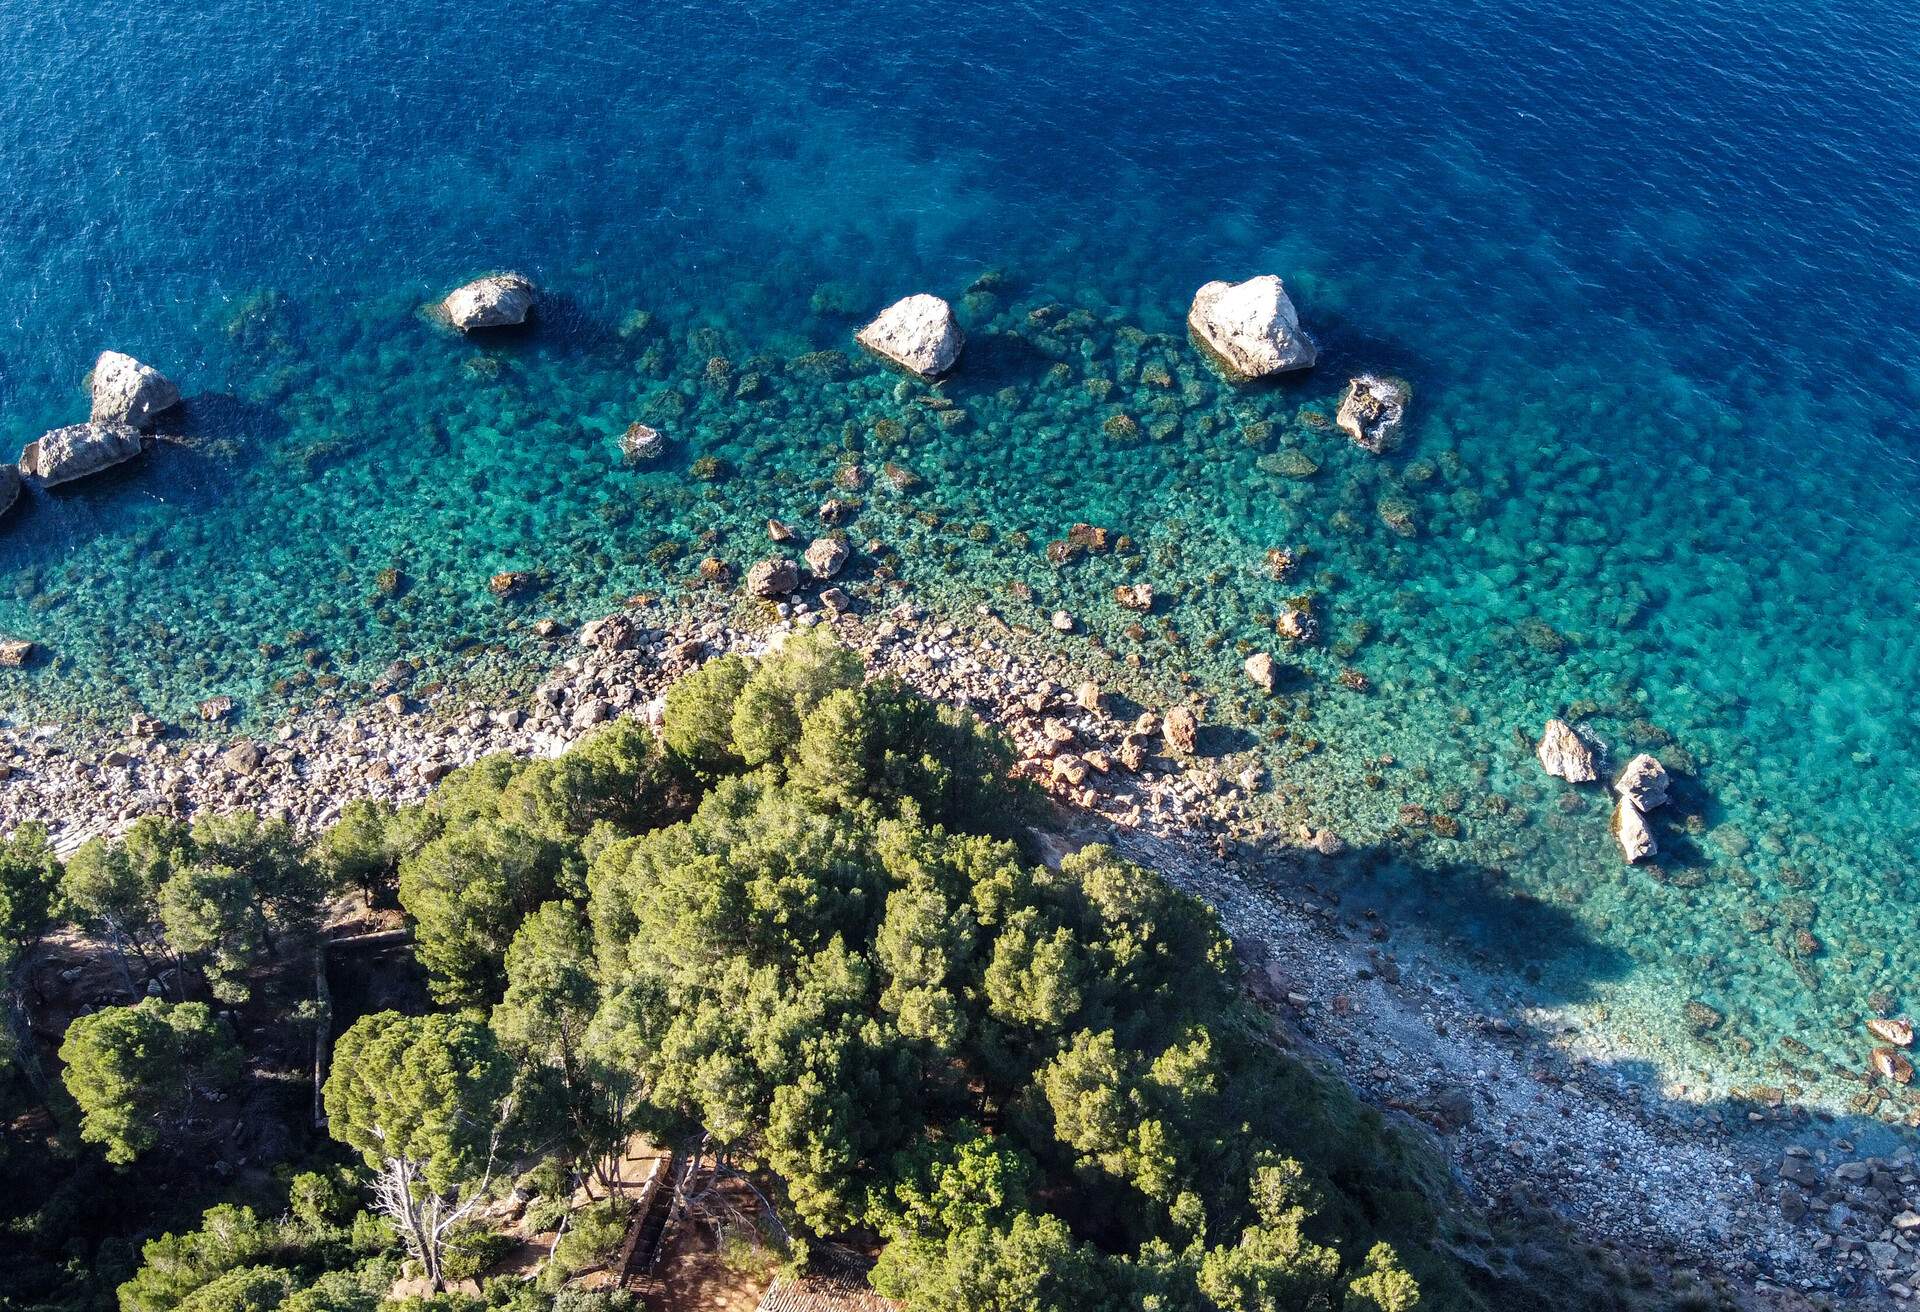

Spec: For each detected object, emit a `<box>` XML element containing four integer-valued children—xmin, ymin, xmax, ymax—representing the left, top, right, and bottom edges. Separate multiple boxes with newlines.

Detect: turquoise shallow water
<box><xmin>3</xmin><ymin>0</ymin><xmax>1919</xmax><ymax>1107</ymax></box>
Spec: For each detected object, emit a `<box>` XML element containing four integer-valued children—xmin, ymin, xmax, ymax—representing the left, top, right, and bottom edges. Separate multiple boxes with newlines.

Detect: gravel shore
<box><xmin>0</xmin><ymin>597</ymin><xmax>1907</xmax><ymax>1304</ymax></box>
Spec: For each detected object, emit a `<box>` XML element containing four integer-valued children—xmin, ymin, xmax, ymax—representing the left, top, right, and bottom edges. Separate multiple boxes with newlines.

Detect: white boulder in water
<box><xmin>1535</xmin><ymin>717</ymin><xmax>1597</xmax><ymax>782</ymax></box>
<box><xmin>1336</xmin><ymin>374</ymin><xmax>1410</xmax><ymax>453</ymax></box>
<box><xmin>443</xmin><ymin>273</ymin><xmax>536</xmax><ymax>331</ymax></box>
<box><xmin>1187</xmin><ymin>275</ymin><xmax>1317</xmax><ymax>381</ymax></box>
<box><xmin>20</xmin><ymin>422</ymin><xmax>145</xmax><ymax>487</ymax></box>
<box><xmin>1613</xmin><ymin>754</ymin><xmax>1670</xmax><ymax>811</ymax></box>
<box><xmin>855</xmin><ymin>294</ymin><xmax>963</xmax><ymax>378</ymax></box>
<box><xmin>1612</xmin><ymin>796</ymin><xmax>1657</xmax><ymax>863</ymax></box>
<box><xmin>89</xmin><ymin>352</ymin><xmax>180</xmax><ymax>430</ymax></box>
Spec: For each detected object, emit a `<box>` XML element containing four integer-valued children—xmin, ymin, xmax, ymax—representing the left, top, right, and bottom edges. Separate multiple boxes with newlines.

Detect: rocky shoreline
<box><xmin>0</xmin><ymin>597</ymin><xmax>1914</xmax><ymax>1303</ymax></box>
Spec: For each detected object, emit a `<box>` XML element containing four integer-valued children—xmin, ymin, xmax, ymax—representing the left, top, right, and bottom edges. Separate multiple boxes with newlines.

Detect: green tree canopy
<box><xmin>58</xmin><ymin>998</ymin><xmax>241</xmax><ymax>1164</ymax></box>
<box><xmin>322</xmin><ymin>1011</ymin><xmax>517</xmax><ymax>1290</ymax></box>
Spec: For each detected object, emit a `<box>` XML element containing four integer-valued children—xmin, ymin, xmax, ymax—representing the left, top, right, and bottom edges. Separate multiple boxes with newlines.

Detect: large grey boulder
<box><xmin>1612</xmin><ymin>797</ymin><xmax>1657</xmax><ymax>863</ymax></box>
<box><xmin>855</xmin><ymin>294</ymin><xmax>963</xmax><ymax>378</ymax></box>
<box><xmin>804</xmin><ymin>537</ymin><xmax>849</xmax><ymax>580</ymax></box>
<box><xmin>0</xmin><ymin>465</ymin><xmax>19</xmax><ymax>519</ymax></box>
<box><xmin>443</xmin><ymin>273</ymin><xmax>536</xmax><ymax>331</ymax></box>
<box><xmin>1535</xmin><ymin>718</ymin><xmax>1597</xmax><ymax>782</ymax></box>
<box><xmin>89</xmin><ymin>351</ymin><xmax>180</xmax><ymax>430</ymax></box>
<box><xmin>1336</xmin><ymin>374</ymin><xmax>1409</xmax><ymax>453</ymax></box>
<box><xmin>1187</xmin><ymin>275</ymin><xmax>1317</xmax><ymax>381</ymax></box>
<box><xmin>20</xmin><ymin>422</ymin><xmax>144</xmax><ymax>487</ymax></box>
<box><xmin>1613</xmin><ymin>754</ymin><xmax>1670</xmax><ymax>811</ymax></box>
<box><xmin>745</xmin><ymin>557</ymin><xmax>800</xmax><ymax>599</ymax></box>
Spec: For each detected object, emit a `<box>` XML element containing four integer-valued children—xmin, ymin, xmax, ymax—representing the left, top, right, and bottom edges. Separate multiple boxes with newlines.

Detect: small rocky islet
<box><xmin>0</xmin><ymin>262</ymin><xmax>1913</xmax><ymax>1146</ymax></box>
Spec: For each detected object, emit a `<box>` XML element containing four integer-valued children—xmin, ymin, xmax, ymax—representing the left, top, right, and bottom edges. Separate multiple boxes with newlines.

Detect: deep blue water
<box><xmin>3</xmin><ymin>0</ymin><xmax>1919</xmax><ymax>1104</ymax></box>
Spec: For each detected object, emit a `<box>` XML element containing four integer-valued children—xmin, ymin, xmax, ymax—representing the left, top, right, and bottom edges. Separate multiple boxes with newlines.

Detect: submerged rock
<box><xmin>804</xmin><ymin>537</ymin><xmax>849</xmax><ymax>580</ymax></box>
<box><xmin>89</xmin><ymin>351</ymin><xmax>180</xmax><ymax>430</ymax></box>
<box><xmin>19</xmin><ymin>422</ymin><xmax>144</xmax><ymax>487</ymax></box>
<box><xmin>1536</xmin><ymin>718</ymin><xmax>1597</xmax><ymax>782</ymax></box>
<box><xmin>443</xmin><ymin>273</ymin><xmax>536</xmax><ymax>331</ymax></box>
<box><xmin>855</xmin><ymin>294</ymin><xmax>963</xmax><ymax>378</ymax></box>
<box><xmin>0</xmin><ymin>464</ymin><xmax>19</xmax><ymax>519</ymax></box>
<box><xmin>1614</xmin><ymin>753</ymin><xmax>1670</xmax><ymax>811</ymax></box>
<box><xmin>1612</xmin><ymin>796</ymin><xmax>1657</xmax><ymax>863</ymax></box>
<box><xmin>746</xmin><ymin>557</ymin><xmax>799</xmax><ymax>598</ymax></box>
<box><xmin>1187</xmin><ymin>275</ymin><xmax>1317</xmax><ymax>381</ymax></box>
<box><xmin>1336</xmin><ymin>374</ymin><xmax>1410</xmax><ymax>453</ymax></box>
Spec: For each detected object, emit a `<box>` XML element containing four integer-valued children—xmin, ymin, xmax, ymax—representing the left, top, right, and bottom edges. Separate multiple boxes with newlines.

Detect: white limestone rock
<box><xmin>1187</xmin><ymin>275</ymin><xmax>1318</xmax><ymax>381</ymax></box>
<box><xmin>1245</xmin><ymin>651</ymin><xmax>1277</xmax><ymax>693</ymax></box>
<box><xmin>1535</xmin><ymin>718</ymin><xmax>1597</xmax><ymax>783</ymax></box>
<box><xmin>855</xmin><ymin>294</ymin><xmax>963</xmax><ymax>377</ymax></box>
<box><xmin>1336</xmin><ymin>374</ymin><xmax>1410</xmax><ymax>453</ymax></box>
<box><xmin>20</xmin><ymin>422</ymin><xmax>144</xmax><ymax>487</ymax></box>
<box><xmin>89</xmin><ymin>352</ymin><xmax>180</xmax><ymax>430</ymax></box>
<box><xmin>1614</xmin><ymin>754</ymin><xmax>1670</xmax><ymax>811</ymax></box>
<box><xmin>804</xmin><ymin>537</ymin><xmax>849</xmax><ymax>580</ymax></box>
<box><xmin>746</xmin><ymin>557</ymin><xmax>800</xmax><ymax>598</ymax></box>
<box><xmin>443</xmin><ymin>273</ymin><xmax>536</xmax><ymax>331</ymax></box>
<box><xmin>1612</xmin><ymin>796</ymin><xmax>1657</xmax><ymax>863</ymax></box>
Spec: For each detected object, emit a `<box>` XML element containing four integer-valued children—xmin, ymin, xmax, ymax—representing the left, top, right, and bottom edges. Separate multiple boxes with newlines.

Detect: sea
<box><xmin>2</xmin><ymin>0</ymin><xmax>1918</xmax><ymax>1113</ymax></box>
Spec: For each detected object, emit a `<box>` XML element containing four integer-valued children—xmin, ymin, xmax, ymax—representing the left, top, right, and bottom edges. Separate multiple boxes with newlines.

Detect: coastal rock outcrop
<box><xmin>19</xmin><ymin>422</ymin><xmax>144</xmax><ymax>487</ymax></box>
<box><xmin>443</xmin><ymin>273</ymin><xmax>536</xmax><ymax>332</ymax></box>
<box><xmin>1535</xmin><ymin>718</ymin><xmax>1596</xmax><ymax>782</ymax></box>
<box><xmin>804</xmin><ymin>537</ymin><xmax>848</xmax><ymax>580</ymax></box>
<box><xmin>1336</xmin><ymin>374</ymin><xmax>1409</xmax><ymax>453</ymax></box>
<box><xmin>746</xmin><ymin>557</ymin><xmax>799</xmax><ymax>599</ymax></box>
<box><xmin>620</xmin><ymin>423</ymin><xmax>665</xmax><ymax>463</ymax></box>
<box><xmin>0</xmin><ymin>465</ymin><xmax>19</xmax><ymax>519</ymax></box>
<box><xmin>1163</xmin><ymin>706</ymin><xmax>1198</xmax><ymax>755</ymax></box>
<box><xmin>1187</xmin><ymin>275</ymin><xmax>1317</xmax><ymax>381</ymax></box>
<box><xmin>855</xmin><ymin>295</ymin><xmax>963</xmax><ymax>378</ymax></box>
<box><xmin>1245</xmin><ymin>651</ymin><xmax>1277</xmax><ymax>693</ymax></box>
<box><xmin>1612</xmin><ymin>796</ymin><xmax>1656</xmax><ymax>863</ymax></box>
<box><xmin>89</xmin><ymin>351</ymin><xmax>180</xmax><ymax>430</ymax></box>
<box><xmin>1613</xmin><ymin>754</ymin><xmax>1670</xmax><ymax>811</ymax></box>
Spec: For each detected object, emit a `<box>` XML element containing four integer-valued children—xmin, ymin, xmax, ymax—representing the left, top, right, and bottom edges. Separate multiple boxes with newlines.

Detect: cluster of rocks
<box><xmin>1535</xmin><ymin>717</ymin><xmax>1671</xmax><ymax>864</ymax></box>
<box><xmin>5</xmin><ymin>351</ymin><xmax>178</xmax><ymax>504</ymax></box>
<box><xmin>1777</xmin><ymin>1140</ymin><xmax>1920</xmax><ymax>1296</ymax></box>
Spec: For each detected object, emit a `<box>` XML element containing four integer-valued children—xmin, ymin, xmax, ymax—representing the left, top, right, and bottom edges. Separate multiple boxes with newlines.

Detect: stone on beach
<box><xmin>1187</xmin><ymin>275</ymin><xmax>1318</xmax><ymax>381</ymax></box>
<box><xmin>19</xmin><ymin>422</ymin><xmax>144</xmax><ymax>487</ymax></box>
<box><xmin>1614</xmin><ymin>753</ymin><xmax>1670</xmax><ymax>811</ymax></box>
<box><xmin>443</xmin><ymin>273</ymin><xmax>536</xmax><ymax>331</ymax></box>
<box><xmin>1336</xmin><ymin>374</ymin><xmax>1410</xmax><ymax>453</ymax></box>
<box><xmin>855</xmin><ymin>294</ymin><xmax>963</xmax><ymax>378</ymax></box>
<box><xmin>746</xmin><ymin>557</ymin><xmax>799</xmax><ymax>598</ymax></box>
<box><xmin>804</xmin><ymin>537</ymin><xmax>849</xmax><ymax>580</ymax></box>
<box><xmin>1611</xmin><ymin>796</ymin><xmax>1657</xmax><ymax>863</ymax></box>
<box><xmin>1163</xmin><ymin>705</ymin><xmax>1198</xmax><ymax>755</ymax></box>
<box><xmin>1536</xmin><ymin>717</ymin><xmax>1596</xmax><ymax>782</ymax></box>
<box><xmin>89</xmin><ymin>351</ymin><xmax>181</xmax><ymax>430</ymax></box>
